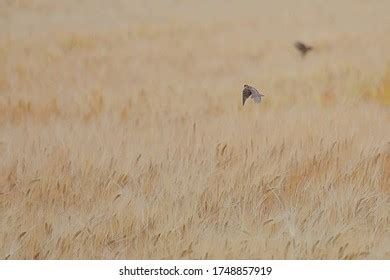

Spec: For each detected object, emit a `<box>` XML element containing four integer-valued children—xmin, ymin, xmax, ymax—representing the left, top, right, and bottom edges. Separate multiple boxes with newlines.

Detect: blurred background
<box><xmin>1</xmin><ymin>0</ymin><xmax>390</xmax><ymax>115</ymax></box>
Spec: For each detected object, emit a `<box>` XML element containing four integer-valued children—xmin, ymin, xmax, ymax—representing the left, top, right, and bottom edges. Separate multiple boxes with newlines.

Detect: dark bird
<box><xmin>242</xmin><ymin>84</ymin><xmax>264</xmax><ymax>106</ymax></box>
<box><xmin>294</xmin><ymin>41</ymin><xmax>313</xmax><ymax>57</ymax></box>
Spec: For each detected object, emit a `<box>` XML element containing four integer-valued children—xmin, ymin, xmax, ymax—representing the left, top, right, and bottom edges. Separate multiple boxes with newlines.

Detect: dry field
<box><xmin>1</xmin><ymin>0</ymin><xmax>390</xmax><ymax>259</ymax></box>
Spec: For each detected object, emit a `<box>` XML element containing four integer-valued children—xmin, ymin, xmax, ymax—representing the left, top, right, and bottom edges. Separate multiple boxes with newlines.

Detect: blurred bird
<box><xmin>242</xmin><ymin>84</ymin><xmax>264</xmax><ymax>106</ymax></box>
<box><xmin>294</xmin><ymin>41</ymin><xmax>313</xmax><ymax>57</ymax></box>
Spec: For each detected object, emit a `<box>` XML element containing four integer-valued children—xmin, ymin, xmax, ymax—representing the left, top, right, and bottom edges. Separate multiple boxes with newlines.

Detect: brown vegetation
<box><xmin>0</xmin><ymin>0</ymin><xmax>390</xmax><ymax>259</ymax></box>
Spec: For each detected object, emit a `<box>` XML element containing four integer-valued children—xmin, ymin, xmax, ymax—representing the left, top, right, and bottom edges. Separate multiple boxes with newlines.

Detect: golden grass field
<box><xmin>1</xmin><ymin>0</ymin><xmax>390</xmax><ymax>259</ymax></box>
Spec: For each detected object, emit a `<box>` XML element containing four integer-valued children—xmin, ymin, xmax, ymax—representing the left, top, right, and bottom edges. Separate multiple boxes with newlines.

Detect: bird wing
<box><xmin>242</xmin><ymin>87</ymin><xmax>252</xmax><ymax>105</ymax></box>
<box><xmin>295</xmin><ymin>41</ymin><xmax>305</xmax><ymax>51</ymax></box>
<box><xmin>251</xmin><ymin>92</ymin><xmax>261</xmax><ymax>103</ymax></box>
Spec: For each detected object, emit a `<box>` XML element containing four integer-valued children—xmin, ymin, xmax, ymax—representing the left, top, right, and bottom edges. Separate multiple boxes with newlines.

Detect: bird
<box><xmin>294</xmin><ymin>41</ymin><xmax>313</xmax><ymax>57</ymax></box>
<box><xmin>242</xmin><ymin>84</ymin><xmax>264</xmax><ymax>106</ymax></box>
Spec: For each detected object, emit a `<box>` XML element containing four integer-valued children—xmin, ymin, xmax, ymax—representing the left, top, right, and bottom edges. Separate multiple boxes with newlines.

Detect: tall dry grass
<box><xmin>1</xmin><ymin>0</ymin><xmax>390</xmax><ymax>259</ymax></box>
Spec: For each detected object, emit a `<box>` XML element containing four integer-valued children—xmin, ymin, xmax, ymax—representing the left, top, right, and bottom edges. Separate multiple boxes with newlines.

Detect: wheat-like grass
<box><xmin>1</xmin><ymin>0</ymin><xmax>390</xmax><ymax>259</ymax></box>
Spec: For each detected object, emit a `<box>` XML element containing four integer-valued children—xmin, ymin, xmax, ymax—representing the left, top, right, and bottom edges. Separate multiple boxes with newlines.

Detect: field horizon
<box><xmin>1</xmin><ymin>0</ymin><xmax>390</xmax><ymax>259</ymax></box>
